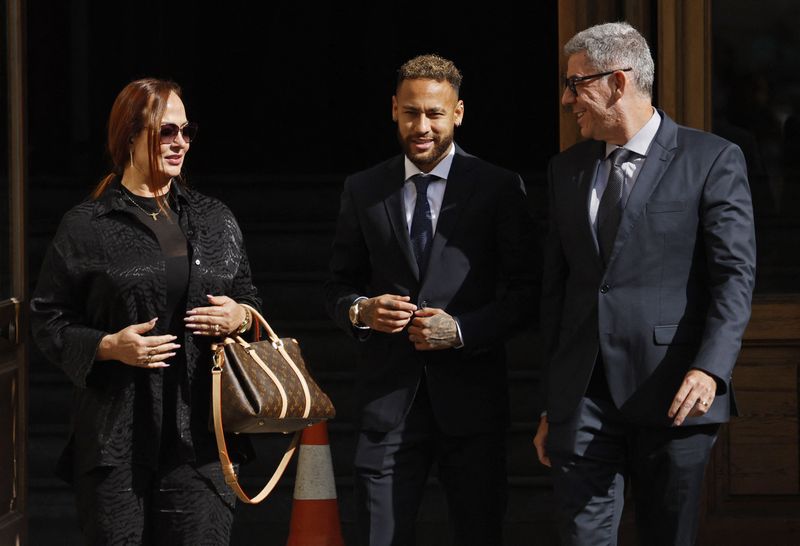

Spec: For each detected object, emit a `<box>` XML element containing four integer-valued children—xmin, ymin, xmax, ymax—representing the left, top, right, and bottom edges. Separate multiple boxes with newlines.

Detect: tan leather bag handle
<box><xmin>210</xmin><ymin>304</ymin><xmax>306</xmax><ymax>504</ymax></box>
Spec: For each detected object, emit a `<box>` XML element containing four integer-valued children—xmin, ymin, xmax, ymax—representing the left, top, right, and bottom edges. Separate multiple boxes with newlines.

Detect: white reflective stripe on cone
<box><xmin>293</xmin><ymin>445</ymin><xmax>337</xmax><ymax>500</ymax></box>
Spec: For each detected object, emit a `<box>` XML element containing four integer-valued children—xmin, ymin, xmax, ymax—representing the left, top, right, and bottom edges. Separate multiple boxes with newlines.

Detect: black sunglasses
<box><xmin>563</xmin><ymin>68</ymin><xmax>632</xmax><ymax>96</ymax></box>
<box><xmin>159</xmin><ymin>122</ymin><xmax>199</xmax><ymax>144</ymax></box>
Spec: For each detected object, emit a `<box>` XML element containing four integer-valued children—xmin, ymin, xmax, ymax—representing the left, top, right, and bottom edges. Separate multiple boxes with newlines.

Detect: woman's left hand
<box><xmin>184</xmin><ymin>295</ymin><xmax>247</xmax><ymax>336</ymax></box>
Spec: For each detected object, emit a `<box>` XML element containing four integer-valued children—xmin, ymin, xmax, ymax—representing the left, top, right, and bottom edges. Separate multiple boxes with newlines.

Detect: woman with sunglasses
<box><xmin>30</xmin><ymin>78</ymin><xmax>259</xmax><ymax>544</ymax></box>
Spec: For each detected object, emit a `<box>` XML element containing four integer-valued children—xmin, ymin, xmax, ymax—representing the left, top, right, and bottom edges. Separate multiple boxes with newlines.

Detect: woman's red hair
<box><xmin>91</xmin><ymin>78</ymin><xmax>184</xmax><ymax>211</ymax></box>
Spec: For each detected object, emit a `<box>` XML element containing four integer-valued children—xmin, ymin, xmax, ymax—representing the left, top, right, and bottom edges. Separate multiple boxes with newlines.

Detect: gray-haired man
<box><xmin>534</xmin><ymin>22</ymin><xmax>755</xmax><ymax>545</ymax></box>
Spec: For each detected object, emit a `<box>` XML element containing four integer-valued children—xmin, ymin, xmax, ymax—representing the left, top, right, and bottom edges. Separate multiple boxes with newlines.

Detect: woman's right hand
<box><xmin>96</xmin><ymin>318</ymin><xmax>180</xmax><ymax>368</ymax></box>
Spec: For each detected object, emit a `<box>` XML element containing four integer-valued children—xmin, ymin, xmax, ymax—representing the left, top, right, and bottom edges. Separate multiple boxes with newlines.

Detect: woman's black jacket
<box><xmin>30</xmin><ymin>178</ymin><xmax>261</xmax><ymax>478</ymax></box>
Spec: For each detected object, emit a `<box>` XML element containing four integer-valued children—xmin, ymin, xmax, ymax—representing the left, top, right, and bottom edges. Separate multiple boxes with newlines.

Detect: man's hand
<box><xmin>668</xmin><ymin>369</ymin><xmax>717</xmax><ymax>426</ymax></box>
<box><xmin>533</xmin><ymin>415</ymin><xmax>551</xmax><ymax>467</ymax></box>
<box><xmin>359</xmin><ymin>294</ymin><xmax>417</xmax><ymax>333</ymax></box>
<box><xmin>407</xmin><ymin>307</ymin><xmax>459</xmax><ymax>350</ymax></box>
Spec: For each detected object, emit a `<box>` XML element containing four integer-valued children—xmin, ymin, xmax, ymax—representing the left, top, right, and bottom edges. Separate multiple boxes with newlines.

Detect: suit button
<box><xmin>420</xmin><ymin>299</ymin><xmax>429</xmax><ymax>308</ymax></box>
<box><xmin>600</xmin><ymin>284</ymin><xmax>610</xmax><ymax>294</ymax></box>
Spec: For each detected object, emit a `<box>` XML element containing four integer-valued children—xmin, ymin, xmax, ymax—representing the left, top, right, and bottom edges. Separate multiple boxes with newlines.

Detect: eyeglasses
<box><xmin>159</xmin><ymin>122</ymin><xmax>199</xmax><ymax>144</ymax></box>
<box><xmin>563</xmin><ymin>68</ymin><xmax>632</xmax><ymax>96</ymax></box>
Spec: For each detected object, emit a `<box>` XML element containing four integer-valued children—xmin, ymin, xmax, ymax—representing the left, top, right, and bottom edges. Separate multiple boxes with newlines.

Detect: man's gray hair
<box><xmin>564</xmin><ymin>22</ymin><xmax>654</xmax><ymax>98</ymax></box>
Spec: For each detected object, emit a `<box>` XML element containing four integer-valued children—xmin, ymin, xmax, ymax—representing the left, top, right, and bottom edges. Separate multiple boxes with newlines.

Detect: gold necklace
<box><xmin>122</xmin><ymin>190</ymin><xmax>163</xmax><ymax>221</ymax></box>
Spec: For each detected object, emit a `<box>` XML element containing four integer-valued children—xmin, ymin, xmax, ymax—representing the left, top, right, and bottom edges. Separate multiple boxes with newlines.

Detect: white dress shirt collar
<box><xmin>403</xmin><ymin>142</ymin><xmax>456</xmax><ymax>181</ymax></box>
<box><xmin>604</xmin><ymin>108</ymin><xmax>661</xmax><ymax>159</ymax></box>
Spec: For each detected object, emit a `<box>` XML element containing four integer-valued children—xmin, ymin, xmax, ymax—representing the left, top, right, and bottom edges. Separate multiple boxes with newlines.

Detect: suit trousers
<box><xmin>353</xmin><ymin>378</ymin><xmax>507</xmax><ymax>546</ymax></box>
<box><xmin>548</xmin><ymin>396</ymin><xmax>718</xmax><ymax>546</ymax></box>
<box><xmin>73</xmin><ymin>460</ymin><xmax>236</xmax><ymax>545</ymax></box>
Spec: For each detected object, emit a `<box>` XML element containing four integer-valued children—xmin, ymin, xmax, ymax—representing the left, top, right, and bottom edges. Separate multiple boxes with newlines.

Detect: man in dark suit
<box><xmin>533</xmin><ymin>22</ymin><xmax>756</xmax><ymax>545</ymax></box>
<box><xmin>326</xmin><ymin>54</ymin><xmax>536</xmax><ymax>546</ymax></box>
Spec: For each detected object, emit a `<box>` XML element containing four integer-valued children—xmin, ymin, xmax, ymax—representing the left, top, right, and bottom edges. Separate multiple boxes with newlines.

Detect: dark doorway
<box><xmin>28</xmin><ymin>3</ymin><xmax>558</xmax><ymax>182</ymax></box>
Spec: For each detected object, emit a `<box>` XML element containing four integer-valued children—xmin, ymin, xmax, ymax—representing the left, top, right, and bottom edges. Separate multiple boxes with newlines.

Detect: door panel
<box><xmin>0</xmin><ymin>367</ymin><xmax>18</xmax><ymax>510</ymax></box>
<box><xmin>0</xmin><ymin>0</ymin><xmax>8</xmax><ymax>300</ymax></box>
<box><xmin>0</xmin><ymin>0</ymin><xmax>27</xmax><ymax>543</ymax></box>
<box><xmin>702</xmin><ymin>1</ymin><xmax>800</xmax><ymax>542</ymax></box>
<box><xmin>699</xmin><ymin>297</ymin><xmax>800</xmax><ymax>544</ymax></box>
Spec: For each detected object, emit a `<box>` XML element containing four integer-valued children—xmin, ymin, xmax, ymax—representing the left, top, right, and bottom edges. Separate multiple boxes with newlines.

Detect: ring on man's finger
<box><xmin>146</xmin><ymin>354</ymin><xmax>152</xmax><ymax>365</ymax></box>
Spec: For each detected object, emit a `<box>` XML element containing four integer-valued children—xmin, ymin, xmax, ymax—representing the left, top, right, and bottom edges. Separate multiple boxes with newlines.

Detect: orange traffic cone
<box><xmin>286</xmin><ymin>422</ymin><xmax>345</xmax><ymax>546</ymax></box>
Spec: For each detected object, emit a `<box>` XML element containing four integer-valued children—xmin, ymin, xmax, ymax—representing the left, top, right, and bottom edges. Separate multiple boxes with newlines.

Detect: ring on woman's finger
<box><xmin>146</xmin><ymin>354</ymin><xmax>152</xmax><ymax>365</ymax></box>
<box><xmin>214</xmin><ymin>324</ymin><xmax>220</xmax><ymax>334</ymax></box>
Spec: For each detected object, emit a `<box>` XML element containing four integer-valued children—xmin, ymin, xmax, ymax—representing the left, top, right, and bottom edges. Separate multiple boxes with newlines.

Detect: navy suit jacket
<box><xmin>325</xmin><ymin>146</ymin><xmax>537</xmax><ymax>435</ymax></box>
<box><xmin>541</xmin><ymin>111</ymin><xmax>756</xmax><ymax>426</ymax></box>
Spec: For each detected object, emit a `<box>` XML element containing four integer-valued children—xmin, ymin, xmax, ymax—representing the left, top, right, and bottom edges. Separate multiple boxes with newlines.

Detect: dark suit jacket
<box><xmin>541</xmin><ymin>110</ymin><xmax>756</xmax><ymax>426</ymax></box>
<box><xmin>325</xmin><ymin>146</ymin><xmax>537</xmax><ymax>435</ymax></box>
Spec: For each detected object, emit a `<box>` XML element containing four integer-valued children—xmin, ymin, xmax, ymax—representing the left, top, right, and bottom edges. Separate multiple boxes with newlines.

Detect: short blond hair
<box><xmin>397</xmin><ymin>54</ymin><xmax>462</xmax><ymax>95</ymax></box>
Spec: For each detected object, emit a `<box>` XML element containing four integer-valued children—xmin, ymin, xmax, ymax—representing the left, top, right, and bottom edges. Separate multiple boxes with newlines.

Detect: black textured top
<box><xmin>120</xmin><ymin>186</ymin><xmax>190</xmax><ymax>332</ymax></box>
<box><xmin>120</xmin><ymin>186</ymin><xmax>192</xmax><ymax>464</ymax></box>
<box><xmin>31</xmin><ymin>177</ymin><xmax>260</xmax><ymax>479</ymax></box>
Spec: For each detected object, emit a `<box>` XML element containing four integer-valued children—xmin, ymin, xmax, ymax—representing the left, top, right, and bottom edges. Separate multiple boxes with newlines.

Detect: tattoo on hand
<box><xmin>426</xmin><ymin>315</ymin><xmax>458</xmax><ymax>348</ymax></box>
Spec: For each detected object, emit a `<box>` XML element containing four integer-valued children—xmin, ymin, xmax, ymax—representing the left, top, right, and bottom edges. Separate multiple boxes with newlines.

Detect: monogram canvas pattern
<box><xmin>217</xmin><ymin>337</ymin><xmax>335</xmax><ymax>434</ymax></box>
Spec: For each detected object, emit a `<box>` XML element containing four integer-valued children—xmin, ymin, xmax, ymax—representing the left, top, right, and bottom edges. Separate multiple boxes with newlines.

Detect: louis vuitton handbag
<box><xmin>210</xmin><ymin>304</ymin><xmax>335</xmax><ymax>504</ymax></box>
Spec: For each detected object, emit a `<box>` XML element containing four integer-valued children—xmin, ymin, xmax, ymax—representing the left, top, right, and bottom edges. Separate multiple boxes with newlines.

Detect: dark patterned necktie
<box><xmin>409</xmin><ymin>174</ymin><xmax>435</xmax><ymax>272</ymax></box>
<box><xmin>597</xmin><ymin>147</ymin><xmax>634</xmax><ymax>264</ymax></box>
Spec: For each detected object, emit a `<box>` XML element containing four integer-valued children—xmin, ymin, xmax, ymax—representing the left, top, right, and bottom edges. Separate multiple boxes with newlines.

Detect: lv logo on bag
<box><xmin>210</xmin><ymin>304</ymin><xmax>335</xmax><ymax>504</ymax></box>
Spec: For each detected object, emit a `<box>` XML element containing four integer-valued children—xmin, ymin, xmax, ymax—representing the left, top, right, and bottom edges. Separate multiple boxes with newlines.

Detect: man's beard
<box><xmin>398</xmin><ymin>131</ymin><xmax>453</xmax><ymax>172</ymax></box>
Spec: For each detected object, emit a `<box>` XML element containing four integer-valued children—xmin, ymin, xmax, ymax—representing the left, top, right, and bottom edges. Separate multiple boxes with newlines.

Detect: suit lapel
<box><xmin>423</xmin><ymin>148</ymin><xmax>478</xmax><ymax>284</ymax></box>
<box><xmin>574</xmin><ymin>141</ymin><xmax>606</xmax><ymax>272</ymax></box>
<box><xmin>382</xmin><ymin>157</ymin><xmax>420</xmax><ymax>279</ymax></box>
<box><xmin>607</xmin><ymin>111</ymin><xmax>678</xmax><ymax>266</ymax></box>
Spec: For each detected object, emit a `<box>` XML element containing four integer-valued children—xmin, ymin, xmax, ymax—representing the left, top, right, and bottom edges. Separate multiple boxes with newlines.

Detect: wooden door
<box><xmin>699</xmin><ymin>297</ymin><xmax>800</xmax><ymax>544</ymax></box>
<box><xmin>0</xmin><ymin>0</ymin><xmax>27</xmax><ymax>543</ymax></box>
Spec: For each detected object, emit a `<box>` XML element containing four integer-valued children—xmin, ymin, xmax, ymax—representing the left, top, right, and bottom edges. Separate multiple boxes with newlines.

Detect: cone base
<box><xmin>286</xmin><ymin>499</ymin><xmax>345</xmax><ymax>546</ymax></box>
